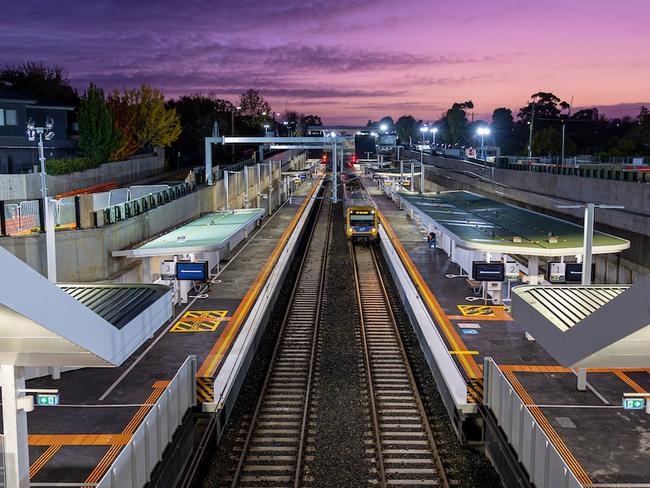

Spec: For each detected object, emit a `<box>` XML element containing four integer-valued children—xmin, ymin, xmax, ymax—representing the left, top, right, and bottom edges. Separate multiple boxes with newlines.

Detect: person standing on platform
<box><xmin>427</xmin><ymin>231</ymin><xmax>437</xmax><ymax>250</ymax></box>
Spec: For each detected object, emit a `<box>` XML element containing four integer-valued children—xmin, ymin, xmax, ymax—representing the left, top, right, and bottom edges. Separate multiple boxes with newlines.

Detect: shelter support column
<box><xmin>1</xmin><ymin>364</ymin><xmax>30</xmax><ymax>488</ymax></box>
<box><xmin>528</xmin><ymin>255</ymin><xmax>540</xmax><ymax>285</ymax></box>
<box><xmin>577</xmin><ymin>368</ymin><xmax>587</xmax><ymax>391</ymax></box>
<box><xmin>205</xmin><ymin>139</ymin><xmax>213</xmax><ymax>185</ymax></box>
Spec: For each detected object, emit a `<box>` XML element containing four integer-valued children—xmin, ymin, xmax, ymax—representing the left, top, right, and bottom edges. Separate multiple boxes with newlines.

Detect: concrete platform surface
<box><xmin>0</xmin><ymin>179</ymin><xmax>318</xmax><ymax>484</ymax></box>
<box><xmin>372</xmin><ymin>184</ymin><xmax>650</xmax><ymax>485</ymax></box>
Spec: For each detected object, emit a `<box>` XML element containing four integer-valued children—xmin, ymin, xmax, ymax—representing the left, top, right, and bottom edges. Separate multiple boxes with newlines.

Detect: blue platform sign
<box><xmin>176</xmin><ymin>261</ymin><xmax>209</xmax><ymax>281</ymax></box>
<box><xmin>623</xmin><ymin>398</ymin><xmax>645</xmax><ymax>410</ymax></box>
<box><xmin>461</xmin><ymin>329</ymin><xmax>479</xmax><ymax>335</ymax></box>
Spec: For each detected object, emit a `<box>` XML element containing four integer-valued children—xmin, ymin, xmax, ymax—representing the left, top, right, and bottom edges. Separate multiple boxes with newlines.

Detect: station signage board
<box><xmin>504</xmin><ymin>262</ymin><xmax>519</xmax><ymax>281</ymax></box>
<box><xmin>176</xmin><ymin>261</ymin><xmax>209</xmax><ymax>281</ymax></box>
<box><xmin>564</xmin><ymin>263</ymin><xmax>596</xmax><ymax>283</ymax></box>
<box><xmin>622</xmin><ymin>398</ymin><xmax>645</xmax><ymax>410</ymax></box>
<box><xmin>548</xmin><ymin>262</ymin><xmax>566</xmax><ymax>283</ymax></box>
<box><xmin>36</xmin><ymin>393</ymin><xmax>59</xmax><ymax>406</ymax></box>
<box><xmin>472</xmin><ymin>262</ymin><xmax>505</xmax><ymax>282</ymax></box>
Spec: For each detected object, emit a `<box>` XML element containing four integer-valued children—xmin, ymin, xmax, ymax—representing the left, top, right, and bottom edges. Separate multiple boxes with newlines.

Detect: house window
<box><xmin>5</xmin><ymin>109</ymin><xmax>17</xmax><ymax>126</ymax></box>
<box><xmin>0</xmin><ymin>109</ymin><xmax>4</xmax><ymax>126</ymax></box>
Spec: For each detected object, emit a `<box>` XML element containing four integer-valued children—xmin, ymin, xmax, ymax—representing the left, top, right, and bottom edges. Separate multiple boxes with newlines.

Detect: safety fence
<box><xmin>93</xmin><ymin>181</ymin><xmax>194</xmax><ymax>227</ymax></box>
<box><xmin>483</xmin><ymin>358</ymin><xmax>584</xmax><ymax>488</ymax></box>
<box><xmin>1</xmin><ymin>197</ymin><xmax>80</xmax><ymax>237</ymax></box>
<box><xmin>96</xmin><ymin>356</ymin><xmax>196</xmax><ymax>488</ymax></box>
<box><xmin>497</xmin><ymin>160</ymin><xmax>650</xmax><ymax>182</ymax></box>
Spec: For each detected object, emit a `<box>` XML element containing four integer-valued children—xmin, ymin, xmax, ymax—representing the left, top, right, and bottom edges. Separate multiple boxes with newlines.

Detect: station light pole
<box><xmin>419</xmin><ymin>126</ymin><xmax>428</xmax><ymax>167</ymax></box>
<box><xmin>430</xmin><ymin>127</ymin><xmax>438</xmax><ymax>151</ymax></box>
<box><xmin>27</xmin><ymin>117</ymin><xmax>57</xmax><ymax>283</ymax></box>
<box><xmin>477</xmin><ymin>127</ymin><xmax>490</xmax><ymax>161</ymax></box>
<box><xmin>557</xmin><ymin>203</ymin><xmax>625</xmax><ymax>285</ymax></box>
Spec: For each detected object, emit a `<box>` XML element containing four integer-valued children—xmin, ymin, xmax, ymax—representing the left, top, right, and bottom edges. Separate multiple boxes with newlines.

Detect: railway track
<box><xmin>352</xmin><ymin>244</ymin><xmax>449</xmax><ymax>488</ymax></box>
<box><xmin>228</xmin><ymin>193</ymin><xmax>332</xmax><ymax>488</ymax></box>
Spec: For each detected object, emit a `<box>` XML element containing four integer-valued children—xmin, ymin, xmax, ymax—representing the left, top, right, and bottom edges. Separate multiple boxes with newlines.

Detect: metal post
<box><xmin>1</xmin><ymin>364</ymin><xmax>30</xmax><ymax>488</ymax></box>
<box><xmin>396</xmin><ymin>146</ymin><xmax>400</xmax><ymax>161</ymax></box>
<box><xmin>577</xmin><ymin>368</ymin><xmax>587</xmax><ymax>391</ymax></box>
<box><xmin>0</xmin><ymin>200</ymin><xmax>6</xmax><ymax>236</ymax></box>
<box><xmin>231</xmin><ymin>110</ymin><xmax>235</xmax><ymax>164</ymax></box>
<box><xmin>224</xmin><ymin>171</ymin><xmax>229</xmax><ymax>210</ymax></box>
<box><xmin>400</xmin><ymin>160</ymin><xmax>404</xmax><ymax>190</ymax></box>
<box><xmin>420</xmin><ymin>163</ymin><xmax>425</xmax><ymax>194</ymax></box>
<box><xmin>410</xmin><ymin>162</ymin><xmax>415</xmax><ymax>192</ymax></box>
<box><xmin>37</xmin><ymin>133</ymin><xmax>57</xmax><ymax>282</ymax></box>
<box><xmin>259</xmin><ymin>145</ymin><xmax>264</xmax><ymax>162</ymax></box>
<box><xmin>332</xmin><ymin>141</ymin><xmax>338</xmax><ymax>204</ymax></box>
<box><xmin>561</xmin><ymin>122</ymin><xmax>566</xmax><ymax>167</ymax></box>
<box><xmin>243</xmin><ymin>165</ymin><xmax>250</xmax><ymax>208</ymax></box>
<box><xmin>257</xmin><ymin>162</ymin><xmax>261</xmax><ymax>207</ymax></box>
<box><xmin>528</xmin><ymin>101</ymin><xmax>535</xmax><ymax>158</ymax></box>
<box><xmin>267</xmin><ymin>161</ymin><xmax>272</xmax><ymax>214</ymax></box>
<box><xmin>582</xmin><ymin>203</ymin><xmax>595</xmax><ymax>285</ymax></box>
<box><xmin>205</xmin><ymin>138</ymin><xmax>213</xmax><ymax>185</ymax></box>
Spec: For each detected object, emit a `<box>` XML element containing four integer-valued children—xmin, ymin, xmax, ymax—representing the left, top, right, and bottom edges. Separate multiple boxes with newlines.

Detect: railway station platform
<box><xmin>0</xmin><ymin>177</ymin><xmax>322</xmax><ymax>486</ymax></box>
<box><xmin>369</xmin><ymin>184</ymin><xmax>650</xmax><ymax>487</ymax></box>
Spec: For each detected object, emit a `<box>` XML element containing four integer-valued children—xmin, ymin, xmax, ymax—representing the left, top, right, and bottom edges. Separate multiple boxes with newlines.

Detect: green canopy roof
<box><xmin>397</xmin><ymin>191</ymin><xmax>629</xmax><ymax>256</ymax></box>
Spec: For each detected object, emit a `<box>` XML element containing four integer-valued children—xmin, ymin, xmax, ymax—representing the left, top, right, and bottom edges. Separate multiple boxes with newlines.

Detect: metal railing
<box><xmin>96</xmin><ymin>356</ymin><xmax>197</xmax><ymax>488</ymax></box>
<box><xmin>483</xmin><ymin>357</ymin><xmax>584</xmax><ymax>488</ymax></box>
<box><xmin>93</xmin><ymin>181</ymin><xmax>194</xmax><ymax>227</ymax></box>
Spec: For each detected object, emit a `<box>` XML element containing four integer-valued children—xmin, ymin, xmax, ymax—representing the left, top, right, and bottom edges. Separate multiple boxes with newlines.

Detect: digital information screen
<box><xmin>176</xmin><ymin>261</ymin><xmax>209</xmax><ymax>281</ymax></box>
<box><xmin>472</xmin><ymin>261</ymin><xmax>505</xmax><ymax>282</ymax></box>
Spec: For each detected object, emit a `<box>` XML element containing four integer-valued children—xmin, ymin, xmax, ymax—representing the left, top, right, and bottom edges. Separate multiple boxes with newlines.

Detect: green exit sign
<box><xmin>623</xmin><ymin>398</ymin><xmax>645</xmax><ymax>410</ymax></box>
<box><xmin>36</xmin><ymin>393</ymin><xmax>59</xmax><ymax>406</ymax></box>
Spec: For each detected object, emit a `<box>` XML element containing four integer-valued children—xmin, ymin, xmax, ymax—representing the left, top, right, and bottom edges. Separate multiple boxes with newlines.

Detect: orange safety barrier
<box><xmin>56</xmin><ymin>181</ymin><xmax>119</xmax><ymax>199</ymax></box>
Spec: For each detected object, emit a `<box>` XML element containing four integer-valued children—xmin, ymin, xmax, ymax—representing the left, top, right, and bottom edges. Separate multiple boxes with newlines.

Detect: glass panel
<box><xmin>5</xmin><ymin>110</ymin><xmax>16</xmax><ymax>126</ymax></box>
<box><xmin>0</xmin><ymin>109</ymin><xmax>4</xmax><ymax>126</ymax></box>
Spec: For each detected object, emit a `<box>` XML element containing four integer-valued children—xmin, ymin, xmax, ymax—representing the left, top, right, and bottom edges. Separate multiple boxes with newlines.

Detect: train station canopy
<box><xmin>113</xmin><ymin>208</ymin><xmax>264</xmax><ymax>258</ymax></box>
<box><xmin>512</xmin><ymin>276</ymin><xmax>650</xmax><ymax>368</ymax></box>
<box><xmin>0</xmin><ymin>245</ymin><xmax>172</xmax><ymax>367</ymax></box>
<box><xmin>396</xmin><ymin>191</ymin><xmax>629</xmax><ymax>257</ymax></box>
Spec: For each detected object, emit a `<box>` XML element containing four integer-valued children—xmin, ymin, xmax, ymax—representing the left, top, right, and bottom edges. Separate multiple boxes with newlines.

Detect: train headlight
<box><xmin>347</xmin><ymin>227</ymin><xmax>353</xmax><ymax>235</ymax></box>
<box><xmin>371</xmin><ymin>227</ymin><xmax>377</xmax><ymax>234</ymax></box>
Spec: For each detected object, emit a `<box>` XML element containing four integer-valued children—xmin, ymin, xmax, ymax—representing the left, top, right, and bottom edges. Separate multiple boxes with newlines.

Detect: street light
<box><xmin>26</xmin><ymin>117</ymin><xmax>57</xmax><ymax>282</ymax></box>
<box><xmin>419</xmin><ymin>126</ymin><xmax>428</xmax><ymax>144</ymax></box>
<box><xmin>380</xmin><ymin>123</ymin><xmax>388</xmax><ymax>132</ymax></box>
<box><xmin>429</xmin><ymin>127</ymin><xmax>438</xmax><ymax>149</ymax></box>
<box><xmin>476</xmin><ymin>127</ymin><xmax>490</xmax><ymax>160</ymax></box>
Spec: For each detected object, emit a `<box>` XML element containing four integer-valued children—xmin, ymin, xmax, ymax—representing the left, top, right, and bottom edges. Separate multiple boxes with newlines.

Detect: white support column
<box><xmin>45</xmin><ymin>198</ymin><xmax>57</xmax><ymax>282</ymax></box>
<box><xmin>528</xmin><ymin>255</ymin><xmax>540</xmax><ymax>285</ymax></box>
<box><xmin>256</xmin><ymin>163</ymin><xmax>261</xmax><ymax>208</ymax></box>
<box><xmin>400</xmin><ymin>160</ymin><xmax>404</xmax><ymax>190</ymax></box>
<box><xmin>410</xmin><ymin>162</ymin><xmax>415</xmax><ymax>192</ymax></box>
<box><xmin>204</xmin><ymin>139</ymin><xmax>213</xmax><ymax>185</ymax></box>
<box><xmin>243</xmin><ymin>165</ymin><xmax>250</xmax><ymax>208</ymax></box>
<box><xmin>224</xmin><ymin>171</ymin><xmax>229</xmax><ymax>210</ymax></box>
<box><xmin>1</xmin><ymin>365</ymin><xmax>30</xmax><ymax>488</ymax></box>
<box><xmin>577</xmin><ymin>368</ymin><xmax>587</xmax><ymax>391</ymax></box>
<box><xmin>267</xmin><ymin>162</ymin><xmax>273</xmax><ymax>214</ymax></box>
<box><xmin>582</xmin><ymin>203</ymin><xmax>595</xmax><ymax>285</ymax></box>
<box><xmin>420</xmin><ymin>163</ymin><xmax>425</xmax><ymax>194</ymax></box>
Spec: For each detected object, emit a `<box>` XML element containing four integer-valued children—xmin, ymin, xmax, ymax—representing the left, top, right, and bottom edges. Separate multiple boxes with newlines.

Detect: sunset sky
<box><xmin>2</xmin><ymin>0</ymin><xmax>649</xmax><ymax>124</ymax></box>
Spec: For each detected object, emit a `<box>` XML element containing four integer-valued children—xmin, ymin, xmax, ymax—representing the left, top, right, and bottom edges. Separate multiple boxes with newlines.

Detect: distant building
<box><xmin>0</xmin><ymin>88</ymin><xmax>77</xmax><ymax>174</ymax></box>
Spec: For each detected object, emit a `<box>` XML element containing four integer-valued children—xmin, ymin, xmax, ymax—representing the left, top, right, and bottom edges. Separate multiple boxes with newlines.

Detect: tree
<box><xmin>239</xmin><ymin>89</ymin><xmax>271</xmax><ymax>118</ymax></box>
<box><xmin>518</xmin><ymin>92</ymin><xmax>569</xmax><ymax>123</ymax></box>
<box><xmin>0</xmin><ymin>62</ymin><xmax>80</xmax><ymax>106</ymax></box>
<box><xmin>379</xmin><ymin>116</ymin><xmax>395</xmax><ymax>130</ymax></box>
<box><xmin>107</xmin><ymin>90</ymin><xmax>137</xmax><ymax>160</ymax></box>
<box><xmin>165</xmin><ymin>94</ymin><xmax>235</xmax><ymax>166</ymax></box>
<box><xmin>446</xmin><ymin>101</ymin><xmax>474</xmax><ymax>145</ymax></box>
<box><xmin>78</xmin><ymin>84</ymin><xmax>121</xmax><ymax>164</ymax></box>
<box><xmin>533</xmin><ymin>127</ymin><xmax>575</xmax><ymax>156</ymax></box>
<box><xmin>395</xmin><ymin>115</ymin><xmax>418</xmax><ymax>144</ymax></box>
<box><xmin>121</xmin><ymin>84</ymin><xmax>181</xmax><ymax>149</ymax></box>
<box><xmin>491</xmin><ymin>107</ymin><xmax>515</xmax><ymax>153</ymax></box>
<box><xmin>298</xmin><ymin>114</ymin><xmax>322</xmax><ymax>135</ymax></box>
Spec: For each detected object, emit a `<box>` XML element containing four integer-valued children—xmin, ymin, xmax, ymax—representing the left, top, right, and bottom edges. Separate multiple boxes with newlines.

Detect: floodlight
<box><xmin>27</xmin><ymin>118</ymin><xmax>35</xmax><ymax>130</ymax></box>
<box><xmin>380</xmin><ymin>124</ymin><xmax>388</xmax><ymax>131</ymax></box>
<box><xmin>45</xmin><ymin>116</ymin><xmax>54</xmax><ymax>130</ymax></box>
<box><xmin>419</xmin><ymin>127</ymin><xmax>427</xmax><ymax>132</ymax></box>
<box><xmin>430</xmin><ymin>127</ymin><xmax>438</xmax><ymax>133</ymax></box>
<box><xmin>45</xmin><ymin>131</ymin><xmax>55</xmax><ymax>141</ymax></box>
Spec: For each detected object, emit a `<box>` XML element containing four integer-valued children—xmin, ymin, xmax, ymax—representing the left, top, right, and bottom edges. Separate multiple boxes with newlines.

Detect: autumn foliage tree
<box><xmin>107</xmin><ymin>90</ymin><xmax>137</xmax><ymax>161</ymax></box>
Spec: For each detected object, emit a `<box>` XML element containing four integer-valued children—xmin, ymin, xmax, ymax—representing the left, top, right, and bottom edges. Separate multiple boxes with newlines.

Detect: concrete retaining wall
<box><xmin>0</xmin><ymin>152</ymin><xmax>308</xmax><ymax>282</ymax></box>
<box><xmin>0</xmin><ymin>150</ymin><xmax>165</xmax><ymax>201</ymax></box>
